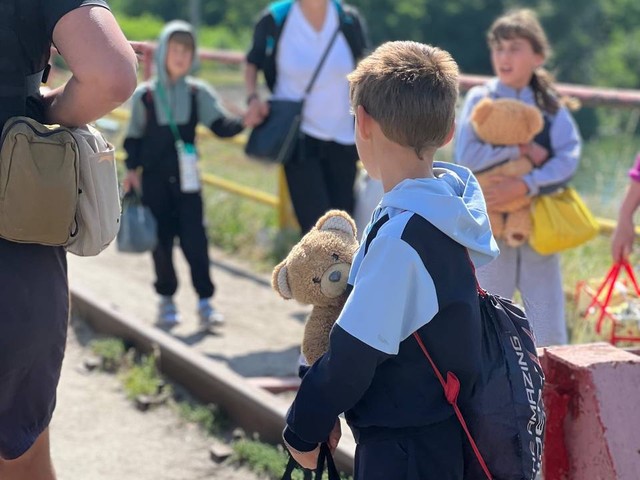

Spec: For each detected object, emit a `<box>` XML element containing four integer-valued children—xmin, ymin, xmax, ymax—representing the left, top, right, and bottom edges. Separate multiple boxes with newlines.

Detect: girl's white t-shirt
<box><xmin>274</xmin><ymin>2</ymin><xmax>355</xmax><ymax>145</ymax></box>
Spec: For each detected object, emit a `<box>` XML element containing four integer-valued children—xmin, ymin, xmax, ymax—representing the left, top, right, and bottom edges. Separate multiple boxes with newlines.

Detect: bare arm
<box><xmin>244</xmin><ymin>62</ymin><xmax>260</xmax><ymax>100</ymax></box>
<box><xmin>611</xmin><ymin>180</ymin><xmax>640</xmax><ymax>261</ymax></box>
<box><xmin>244</xmin><ymin>62</ymin><xmax>268</xmax><ymax>127</ymax></box>
<box><xmin>44</xmin><ymin>6</ymin><xmax>137</xmax><ymax>126</ymax></box>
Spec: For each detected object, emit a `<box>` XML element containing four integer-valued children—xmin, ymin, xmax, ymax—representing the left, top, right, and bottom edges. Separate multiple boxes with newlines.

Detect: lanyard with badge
<box><xmin>156</xmin><ymin>81</ymin><xmax>200</xmax><ymax>193</ymax></box>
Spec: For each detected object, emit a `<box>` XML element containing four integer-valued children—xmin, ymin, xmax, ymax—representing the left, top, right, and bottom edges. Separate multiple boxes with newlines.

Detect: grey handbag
<box><xmin>116</xmin><ymin>190</ymin><xmax>158</xmax><ymax>253</ymax></box>
<box><xmin>244</xmin><ymin>27</ymin><xmax>340</xmax><ymax>164</ymax></box>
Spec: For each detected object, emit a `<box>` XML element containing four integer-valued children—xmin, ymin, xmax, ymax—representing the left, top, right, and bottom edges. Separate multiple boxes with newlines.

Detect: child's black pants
<box><xmin>142</xmin><ymin>174</ymin><xmax>214</xmax><ymax>299</ymax></box>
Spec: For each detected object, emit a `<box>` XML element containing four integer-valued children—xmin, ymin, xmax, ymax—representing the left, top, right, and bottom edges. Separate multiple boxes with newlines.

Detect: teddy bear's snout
<box><xmin>320</xmin><ymin>263</ymin><xmax>351</xmax><ymax>299</ymax></box>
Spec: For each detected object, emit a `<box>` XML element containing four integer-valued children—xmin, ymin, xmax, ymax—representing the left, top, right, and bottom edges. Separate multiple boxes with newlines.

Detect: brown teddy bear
<box><xmin>471</xmin><ymin>97</ymin><xmax>544</xmax><ymax>247</ymax></box>
<box><xmin>272</xmin><ymin>210</ymin><xmax>359</xmax><ymax>365</ymax></box>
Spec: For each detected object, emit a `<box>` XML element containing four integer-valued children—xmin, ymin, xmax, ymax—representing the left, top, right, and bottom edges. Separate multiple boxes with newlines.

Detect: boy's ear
<box><xmin>355</xmin><ymin>105</ymin><xmax>373</xmax><ymax>140</ymax></box>
<box><xmin>441</xmin><ymin>121</ymin><xmax>456</xmax><ymax>147</ymax></box>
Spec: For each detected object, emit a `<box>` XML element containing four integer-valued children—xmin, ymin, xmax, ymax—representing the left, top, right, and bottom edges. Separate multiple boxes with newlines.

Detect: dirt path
<box><xmin>67</xmin><ymin>243</ymin><xmax>311</xmax><ymax>378</ymax></box>
<box><xmin>50</xmin><ymin>316</ymin><xmax>261</xmax><ymax>480</ymax></box>
<box><xmin>49</xmin><ymin>243</ymin><xmax>313</xmax><ymax>479</ymax></box>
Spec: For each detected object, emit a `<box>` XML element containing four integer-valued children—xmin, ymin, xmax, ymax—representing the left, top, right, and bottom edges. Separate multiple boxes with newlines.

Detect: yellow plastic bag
<box><xmin>529</xmin><ymin>187</ymin><xmax>599</xmax><ymax>255</ymax></box>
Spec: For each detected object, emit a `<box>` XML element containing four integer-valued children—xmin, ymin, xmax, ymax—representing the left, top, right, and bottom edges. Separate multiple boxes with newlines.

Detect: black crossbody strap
<box><xmin>303</xmin><ymin>26</ymin><xmax>341</xmax><ymax>96</ymax></box>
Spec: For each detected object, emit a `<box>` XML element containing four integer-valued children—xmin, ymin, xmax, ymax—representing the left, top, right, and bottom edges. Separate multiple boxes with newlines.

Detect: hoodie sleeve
<box><xmin>454</xmin><ymin>86</ymin><xmax>521</xmax><ymax>172</ymax></box>
<box><xmin>123</xmin><ymin>86</ymin><xmax>148</xmax><ymax>170</ymax></box>
<box><xmin>283</xmin><ymin>235</ymin><xmax>439</xmax><ymax>451</ymax></box>
<box><xmin>521</xmin><ymin>106</ymin><xmax>582</xmax><ymax>196</ymax></box>
<box><xmin>193</xmin><ymin>80</ymin><xmax>244</xmax><ymax>138</ymax></box>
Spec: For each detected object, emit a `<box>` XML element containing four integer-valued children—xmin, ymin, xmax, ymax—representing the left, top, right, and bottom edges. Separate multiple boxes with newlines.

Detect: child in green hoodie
<box><xmin>123</xmin><ymin>20</ymin><xmax>245</xmax><ymax>328</ymax></box>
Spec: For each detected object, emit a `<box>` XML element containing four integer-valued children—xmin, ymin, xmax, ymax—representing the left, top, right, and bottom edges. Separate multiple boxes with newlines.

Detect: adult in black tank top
<box><xmin>0</xmin><ymin>2</ymin><xmax>136</xmax><ymax>478</ymax></box>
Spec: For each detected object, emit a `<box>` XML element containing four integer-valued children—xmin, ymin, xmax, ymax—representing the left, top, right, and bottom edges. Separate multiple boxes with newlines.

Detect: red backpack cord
<box><xmin>412</xmin><ymin>250</ymin><xmax>492</xmax><ymax>477</ymax></box>
<box><xmin>412</xmin><ymin>332</ymin><xmax>492</xmax><ymax>479</ymax></box>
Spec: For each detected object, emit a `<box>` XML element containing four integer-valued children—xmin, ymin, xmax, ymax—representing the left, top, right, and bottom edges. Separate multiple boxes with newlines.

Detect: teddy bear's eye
<box><xmin>312</xmin><ymin>277</ymin><xmax>321</xmax><ymax>284</ymax></box>
<box><xmin>332</xmin><ymin>253</ymin><xmax>340</xmax><ymax>261</ymax></box>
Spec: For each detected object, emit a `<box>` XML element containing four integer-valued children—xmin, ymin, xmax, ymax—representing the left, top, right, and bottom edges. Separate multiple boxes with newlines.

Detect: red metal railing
<box><xmin>129</xmin><ymin>41</ymin><xmax>640</xmax><ymax>109</ymax></box>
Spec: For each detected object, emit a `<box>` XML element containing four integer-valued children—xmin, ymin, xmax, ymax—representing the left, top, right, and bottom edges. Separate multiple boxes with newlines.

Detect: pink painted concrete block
<box><xmin>542</xmin><ymin>342</ymin><xmax>640</xmax><ymax>480</ymax></box>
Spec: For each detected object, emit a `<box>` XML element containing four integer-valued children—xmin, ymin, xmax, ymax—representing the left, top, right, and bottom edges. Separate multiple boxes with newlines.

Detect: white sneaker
<box><xmin>198</xmin><ymin>298</ymin><xmax>224</xmax><ymax>328</ymax></box>
<box><xmin>157</xmin><ymin>296</ymin><xmax>180</xmax><ymax>327</ymax></box>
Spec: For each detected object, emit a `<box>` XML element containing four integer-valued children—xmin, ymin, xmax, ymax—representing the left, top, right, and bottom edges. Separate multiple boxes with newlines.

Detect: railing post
<box><xmin>143</xmin><ymin>45</ymin><xmax>153</xmax><ymax>81</ymax></box>
<box><xmin>277</xmin><ymin>166</ymin><xmax>298</xmax><ymax>231</ymax></box>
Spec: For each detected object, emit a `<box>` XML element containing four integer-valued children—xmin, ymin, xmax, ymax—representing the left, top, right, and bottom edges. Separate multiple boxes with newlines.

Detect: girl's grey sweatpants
<box><xmin>476</xmin><ymin>241</ymin><xmax>568</xmax><ymax>346</ymax></box>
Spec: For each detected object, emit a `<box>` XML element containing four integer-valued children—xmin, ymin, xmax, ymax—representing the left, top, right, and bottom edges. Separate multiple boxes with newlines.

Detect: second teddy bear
<box><xmin>471</xmin><ymin>97</ymin><xmax>544</xmax><ymax>246</ymax></box>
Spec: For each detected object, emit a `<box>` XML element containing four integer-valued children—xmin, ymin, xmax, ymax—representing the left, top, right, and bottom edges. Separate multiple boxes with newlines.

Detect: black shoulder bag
<box><xmin>245</xmin><ymin>26</ymin><xmax>340</xmax><ymax>164</ymax></box>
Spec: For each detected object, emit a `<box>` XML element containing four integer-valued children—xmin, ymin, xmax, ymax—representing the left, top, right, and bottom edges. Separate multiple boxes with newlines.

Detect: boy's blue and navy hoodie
<box><xmin>283</xmin><ymin>162</ymin><xmax>500</xmax><ymax>450</ymax></box>
<box><xmin>124</xmin><ymin>21</ymin><xmax>243</xmax><ymax>177</ymax></box>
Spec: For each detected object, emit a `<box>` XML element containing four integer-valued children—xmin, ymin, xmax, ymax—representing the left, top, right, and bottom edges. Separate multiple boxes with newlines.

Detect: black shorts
<box><xmin>0</xmin><ymin>238</ymin><xmax>68</xmax><ymax>460</ymax></box>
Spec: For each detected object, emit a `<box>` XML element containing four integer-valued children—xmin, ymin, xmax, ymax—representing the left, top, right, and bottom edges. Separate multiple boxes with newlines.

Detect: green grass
<box><xmin>121</xmin><ymin>353</ymin><xmax>166</xmax><ymax>400</ymax></box>
<box><xmin>232</xmin><ymin>440</ymin><xmax>353</xmax><ymax>480</ymax></box>
<box><xmin>573</xmin><ymin>133</ymin><xmax>640</xmax><ymax>219</ymax></box>
<box><xmin>175</xmin><ymin>401</ymin><xmax>228</xmax><ymax>435</ymax></box>
<box><xmin>89</xmin><ymin>338</ymin><xmax>126</xmax><ymax>372</ymax></box>
<box><xmin>197</xmin><ymin>136</ymin><xmax>299</xmax><ymax>269</ymax></box>
<box><xmin>232</xmin><ymin>440</ymin><xmax>293</xmax><ymax>479</ymax></box>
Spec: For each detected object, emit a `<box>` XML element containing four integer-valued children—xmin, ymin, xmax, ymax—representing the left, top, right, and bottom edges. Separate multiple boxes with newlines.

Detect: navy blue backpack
<box><xmin>414</xmin><ymin>263</ymin><xmax>545</xmax><ymax>480</ymax></box>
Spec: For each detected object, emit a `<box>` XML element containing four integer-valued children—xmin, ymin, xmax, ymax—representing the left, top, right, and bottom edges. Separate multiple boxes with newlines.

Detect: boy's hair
<box><xmin>168</xmin><ymin>31</ymin><xmax>195</xmax><ymax>52</ymax></box>
<box><xmin>347</xmin><ymin>41</ymin><xmax>459</xmax><ymax>160</ymax></box>
<box><xmin>487</xmin><ymin>9</ymin><xmax>578</xmax><ymax>113</ymax></box>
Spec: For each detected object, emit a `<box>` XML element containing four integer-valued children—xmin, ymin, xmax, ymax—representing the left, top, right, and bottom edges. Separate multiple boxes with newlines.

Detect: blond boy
<box><xmin>282</xmin><ymin>41</ymin><xmax>499</xmax><ymax>479</ymax></box>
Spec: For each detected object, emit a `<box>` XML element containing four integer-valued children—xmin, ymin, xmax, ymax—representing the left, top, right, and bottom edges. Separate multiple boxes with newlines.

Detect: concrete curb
<box><xmin>542</xmin><ymin>343</ymin><xmax>640</xmax><ymax>480</ymax></box>
<box><xmin>70</xmin><ymin>284</ymin><xmax>356</xmax><ymax>474</ymax></box>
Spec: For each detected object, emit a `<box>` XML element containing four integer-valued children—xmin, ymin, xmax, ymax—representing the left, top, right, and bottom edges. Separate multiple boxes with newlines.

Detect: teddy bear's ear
<box><xmin>316</xmin><ymin>210</ymin><xmax>357</xmax><ymax>238</ymax></box>
<box><xmin>470</xmin><ymin>98</ymin><xmax>493</xmax><ymax>127</ymax></box>
<box><xmin>525</xmin><ymin>107</ymin><xmax>544</xmax><ymax>138</ymax></box>
<box><xmin>272</xmin><ymin>262</ymin><xmax>293</xmax><ymax>299</ymax></box>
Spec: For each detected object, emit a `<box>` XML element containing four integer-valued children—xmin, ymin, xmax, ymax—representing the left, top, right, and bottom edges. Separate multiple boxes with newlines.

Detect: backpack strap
<box><xmin>143</xmin><ymin>85</ymin><xmax>154</xmax><ymax>127</ymax></box>
<box><xmin>413</xmin><ymin>249</ymin><xmax>492</xmax><ymax>479</ymax></box>
<box><xmin>270</xmin><ymin>0</ymin><xmax>294</xmax><ymax>28</ymax></box>
<box><xmin>412</xmin><ymin>332</ymin><xmax>492</xmax><ymax>480</ymax></box>
<box><xmin>142</xmin><ymin>84</ymin><xmax>198</xmax><ymax>133</ymax></box>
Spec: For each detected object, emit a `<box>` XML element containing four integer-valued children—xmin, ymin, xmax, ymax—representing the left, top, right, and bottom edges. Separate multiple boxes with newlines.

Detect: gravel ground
<box><xmin>50</xmin><ymin>316</ymin><xmax>263</xmax><ymax>480</ymax></box>
<box><xmin>51</xmin><ymin>239</ymin><xmax>311</xmax><ymax>480</ymax></box>
<box><xmin>67</xmin><ymin>243</ymin><xmax>310</xmax><ymax>379</ymax></box>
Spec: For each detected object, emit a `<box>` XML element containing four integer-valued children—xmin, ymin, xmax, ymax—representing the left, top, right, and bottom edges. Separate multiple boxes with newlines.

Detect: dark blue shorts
<box><xmin>0</xmin><ymin>238</ymin><xmax>68</xmax><ymax>460</ymax></box>
<box><xmin>353</xmin><ymin>416</ymin><xmax>464</xmax><ymax>480</ymax></box>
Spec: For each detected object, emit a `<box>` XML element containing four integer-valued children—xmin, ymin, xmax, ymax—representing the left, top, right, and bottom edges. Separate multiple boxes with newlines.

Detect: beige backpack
<box><xmin>0</xmin><ymin>116</ymin><xmax>120</xmax><ymax>256</ymax></box>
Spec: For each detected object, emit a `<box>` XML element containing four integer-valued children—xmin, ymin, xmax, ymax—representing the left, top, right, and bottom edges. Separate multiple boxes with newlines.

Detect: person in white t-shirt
<box><xmin>245</xmin><ymin>0</ymin><xmax>369</xmax><ymax>234</ymax></box>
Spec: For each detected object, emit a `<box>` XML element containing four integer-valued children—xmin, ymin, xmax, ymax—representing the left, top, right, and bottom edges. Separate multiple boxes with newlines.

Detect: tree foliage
<box><xmin>109</xmin><ymin>0</ymin><xmax>640</xmax><ymax>90</ymax></box>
